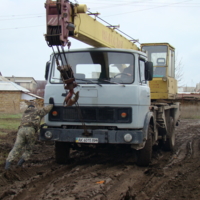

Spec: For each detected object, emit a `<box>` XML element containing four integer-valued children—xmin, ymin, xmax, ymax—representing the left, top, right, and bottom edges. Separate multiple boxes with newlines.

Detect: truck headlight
<box><xmin>124</xmin><ymin>133</ymin><xmax>132</xmax><ymax>142</ymax></box>
<box><xmin>44</xmin><ymin>131</ymin><xmax>53</xmax><ymax>139</ymax></box>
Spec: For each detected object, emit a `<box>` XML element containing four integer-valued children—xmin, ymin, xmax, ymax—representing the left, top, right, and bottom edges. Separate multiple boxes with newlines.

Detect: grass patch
<box><xmin>0</xmin><ymin>113</ymin><xmax>44</xmax><ymax>134</ymax></box>
<box><xmin>0</xmin><ymin>119</ymin><xmax>20</xmax><ymax>130</ymax></box>
<box><xmin>0</xmin><ymin>113</ymin><xmax>21</xmax><ymax>132</ymax></box>
<box><xmin>0</xmin><ymin>113</ymin><xmax>22</xmax><ymax>119</ymax></box>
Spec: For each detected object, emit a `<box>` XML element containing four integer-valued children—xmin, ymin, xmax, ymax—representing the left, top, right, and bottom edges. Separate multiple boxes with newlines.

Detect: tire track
<box><xmin>2</xmin><ymin>119</ymin><xmax>200</xmax><ymax>200</ymax></box>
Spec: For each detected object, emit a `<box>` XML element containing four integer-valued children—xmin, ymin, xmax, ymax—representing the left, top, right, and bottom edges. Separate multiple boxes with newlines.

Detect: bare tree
<box><xmin>175</xmin><ymin>55</ymin><xmax>185</xmax><ymax>87</ymax></box>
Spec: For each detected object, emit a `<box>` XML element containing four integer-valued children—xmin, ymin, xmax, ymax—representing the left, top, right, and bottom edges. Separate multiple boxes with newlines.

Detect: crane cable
<box><xmin>48</xmin><ymin>0</ymin><xmax>91</xmax><ymax>136</ymax></box>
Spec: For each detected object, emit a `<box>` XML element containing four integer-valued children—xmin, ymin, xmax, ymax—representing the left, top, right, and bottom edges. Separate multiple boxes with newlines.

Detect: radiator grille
<box><xmin>49</xmin><ymin>106</ymin><xmax>131</xmax><ymax>123</ymax></box>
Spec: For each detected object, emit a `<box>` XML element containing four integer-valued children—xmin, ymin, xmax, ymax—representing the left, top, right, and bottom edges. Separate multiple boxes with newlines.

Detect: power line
<box><xmin>0</xmin><ymin>25</ymin><xmax>44</xmax><ymax>30</ymax></box>
<box><xmin>0</xmin><ymin>0</ymin><xmax>196</xmax><ymax>31</ymax></box>
<box><xmin>0</xmin><ymin>0</ymin><xmax>198</xmax><ymax>21</ymax></box>
<box><xmin>87</xmin><ymin>10</ymin><xmax>139</xmax><ymax>44</ymax></box>
<box><xmin>0</xmin><ymin>16</ymin><xmax>44</xmax><ymax>21</ymax></box>
<box><xmin>103</xmin><ymin>0</ymin><xmax>193</xmax><ymax>17</ymax></box>
<box><xmin>91</xmin><ymin>0</ymin><xmax>147</xmax><ymax>9</ymax></box>
<box><xmin>82</xmin><ymin>0</ymin><xmax>199</xmax><ymax>3</ymax></box>
<box><xmin>83</xmin><ymin>0</ymin><xmax>200</xmax><ymax>6</ymax></box>
<box><xmin>84</xmin><ymin>0</ymin><xmax>200</xmax><ymax>10</ymax></box>
<box><xmin>92</xmin><ymin>4</ymin><xmax>200</xmax><ymax>10</ymax></box>
<box><xmin>0</xmin><ymin>13</ymin><xmax>44</xmax><ymax>18</ymax></box>
<box><xmin>93</xmin><ymin>4</ymin><xmax>200</xmax><ymax>9</ymax></box>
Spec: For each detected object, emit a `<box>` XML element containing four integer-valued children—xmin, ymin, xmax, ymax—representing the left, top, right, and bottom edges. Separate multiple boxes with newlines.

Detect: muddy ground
<box><xmin>1</xmin><ymin>119</ymin><xmax>200</xmax><ymax>200</ymax></box>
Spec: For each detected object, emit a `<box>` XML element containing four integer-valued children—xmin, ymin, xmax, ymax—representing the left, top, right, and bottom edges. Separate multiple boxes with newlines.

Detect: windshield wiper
<box><xmin>98</xmin><ymin>79</ymin><xmax>125</xmax><ymax>87</ymax></box>
<box><xmin>75</xmin><ymin>78</ymin><xmax>102</xmax><ymax>87</ymax></box>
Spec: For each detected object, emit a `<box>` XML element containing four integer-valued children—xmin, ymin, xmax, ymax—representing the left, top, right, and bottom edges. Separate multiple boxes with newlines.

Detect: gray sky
<box><xmin>0</xmin><ymin>0</ymin><xmax>199</xmax><ymax>86</ymax></box>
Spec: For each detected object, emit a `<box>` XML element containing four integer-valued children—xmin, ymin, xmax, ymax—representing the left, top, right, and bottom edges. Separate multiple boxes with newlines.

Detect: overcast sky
<box><xmin>0</xmin><ymin>0</ymin><xmax>199</xmax><ymax>86</ymax></box>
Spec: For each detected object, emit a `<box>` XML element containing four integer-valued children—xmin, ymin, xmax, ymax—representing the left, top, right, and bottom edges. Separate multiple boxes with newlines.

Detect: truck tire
<box><xmin>136</xmin><ymin>126</ymin><xmax>152</xmax><ymax>166</ymax></box>
<box><xmin>163</xmin><ymin>117</ymin><xmax>175</xmax><ymax>151</ymax></box>
<box><xmin>55</xmin><ymin>142</ymin><xmax>70</xmax><ymax>164</ymax></box>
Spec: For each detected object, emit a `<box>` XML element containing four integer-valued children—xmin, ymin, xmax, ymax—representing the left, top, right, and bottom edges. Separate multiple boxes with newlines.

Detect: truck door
<box><xmin>138</xmin><ymin>59</ymin><xmax>150</xmax><ymax>115</ymax></box>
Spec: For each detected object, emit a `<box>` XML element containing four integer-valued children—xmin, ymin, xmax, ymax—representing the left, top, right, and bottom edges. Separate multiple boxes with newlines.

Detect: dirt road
<box><xmin>1</xmin><ymin>119</ymin><xmax>200</xmax><ymax>200</ymax></box>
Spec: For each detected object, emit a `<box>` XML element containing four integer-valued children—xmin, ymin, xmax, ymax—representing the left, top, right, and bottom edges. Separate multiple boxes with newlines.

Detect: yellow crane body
<box><xmin>141</xmin><ymin>43</ymin><xmax>177</xmax><ymax>100</ymax></box>
<box><xmin>148</xmin><ymin>77</ymin><xmax>177</xmax><ymax>99</ymax></box>
<box><xmin>45</xmin><ymin>2</ymin><xmax>178</xmax><ymax>101</ymax></box>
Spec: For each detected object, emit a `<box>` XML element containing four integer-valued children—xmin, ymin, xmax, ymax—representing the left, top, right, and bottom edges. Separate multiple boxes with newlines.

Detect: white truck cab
<box><xmin>40</xmin><ymin>48</ymin><xmax>154</xmax><ymax>165</ymax></box>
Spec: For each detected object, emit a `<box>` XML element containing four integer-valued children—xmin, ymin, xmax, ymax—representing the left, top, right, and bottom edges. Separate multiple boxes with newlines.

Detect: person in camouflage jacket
<box><xmin>5</xmin><ymin>104</ymin><xmax>53</xmax><ymax>170</ymax></box>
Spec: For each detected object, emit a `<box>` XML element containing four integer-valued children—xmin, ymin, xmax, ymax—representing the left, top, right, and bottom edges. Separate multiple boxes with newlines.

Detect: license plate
<box><xmin>75</xmin><ymin>137</ymin><xmax>99</xmax><ymax>143</ymax></box>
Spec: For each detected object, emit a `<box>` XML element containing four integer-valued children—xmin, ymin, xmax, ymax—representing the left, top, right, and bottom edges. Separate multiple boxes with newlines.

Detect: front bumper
<box><xmin>40</xmin><ymin>126</ymin><xmax>144</xmax><ymax>144</ymax></box>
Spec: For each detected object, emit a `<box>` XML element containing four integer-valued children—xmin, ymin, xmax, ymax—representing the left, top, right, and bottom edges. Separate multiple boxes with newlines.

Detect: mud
<box><xmin>1</xmin><ymin>119</ymin><xmax>200</xmax><ymax>200</ymax></box>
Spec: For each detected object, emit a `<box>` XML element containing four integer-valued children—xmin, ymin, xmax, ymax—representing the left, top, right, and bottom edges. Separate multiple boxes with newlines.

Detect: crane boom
<box><xmin>45</xmin><ymin>0</ymin><xmax>139</xmax><ymax>50</ymax></box>
<box><xmin>71</xmin><ymin>9</ymin><xmax>139</xmax><ymax>50</ymax></box>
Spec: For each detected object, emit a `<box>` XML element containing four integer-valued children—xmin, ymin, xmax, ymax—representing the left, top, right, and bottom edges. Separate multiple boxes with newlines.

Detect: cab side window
<box><xmin>139</xmin><ymin>60</ymin><xmax>145</xmax><ymax>83</ymax></box>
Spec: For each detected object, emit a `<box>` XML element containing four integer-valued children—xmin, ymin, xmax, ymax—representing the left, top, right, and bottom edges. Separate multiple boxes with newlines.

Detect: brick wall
<box><xmin>0</xmin><ymin>91</ymin><xmax>21</xmax><ymax>113</ymax></box>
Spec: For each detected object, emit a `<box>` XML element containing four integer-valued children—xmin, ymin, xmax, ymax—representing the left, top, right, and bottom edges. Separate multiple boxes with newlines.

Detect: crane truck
<box><xmin>39</xmin><ymin>0</ymin><xmax>180</xmax><ymax>166</ymax></box>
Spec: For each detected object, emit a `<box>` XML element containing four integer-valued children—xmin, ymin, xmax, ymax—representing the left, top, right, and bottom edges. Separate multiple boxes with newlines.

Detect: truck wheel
<box><xmin>136</xmin><ymin>126</ymin><xmax>152</xmax><ymax>166</ymax></box>
<box><xmin>163</xmin><ymin>117</ymin><xmax>175</xmax><ymax>151</ymax></box>
<box><xmin>55</xmin><ymin>142</ymin><xmax>70</xmax><ymax>164</ymax></box>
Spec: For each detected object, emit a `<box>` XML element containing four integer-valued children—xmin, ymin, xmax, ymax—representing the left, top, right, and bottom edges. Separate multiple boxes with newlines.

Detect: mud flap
<box><xmin>142</xmin><ymin>112</ymin><xmax>153</xmax><ymax>143</ymax></box>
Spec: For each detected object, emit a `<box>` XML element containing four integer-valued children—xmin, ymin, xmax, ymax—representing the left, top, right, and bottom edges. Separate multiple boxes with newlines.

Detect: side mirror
<box><xmin>145</xmin><ymin>61</ymin><xmax>153</xmax><ymax>81</ymax></box>
<box><xmin>45</xmin><ymin>62</ymin><xmax>50</xmax><ymax>80</ymax></box>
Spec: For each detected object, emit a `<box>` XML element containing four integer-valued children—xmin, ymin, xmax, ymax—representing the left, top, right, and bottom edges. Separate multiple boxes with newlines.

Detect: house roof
<box><xmin>14</xmin><ymin>80</ymin><xmax>33</xmax><ymax>83</ymax></box>
<box><xmin>0</xmin><ymin>76</ymin><xmax>30</xmax><ymax>92</ymax></box>
<box><xmin>5</xmin><ymin>76</ymin><xmax>37</xmax><ymax>83</ymax></box>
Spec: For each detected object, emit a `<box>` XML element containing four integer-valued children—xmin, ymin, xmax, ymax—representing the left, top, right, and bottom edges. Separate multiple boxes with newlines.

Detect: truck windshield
<box><xmin>142</xmin><ymin>45</ymin><xmax>167</xmax><ymax>78</ymax></box>
<box><xmin>50</xmin><ymin>51</ymin><xmax>135</xmax><ymax>84</ymax></box>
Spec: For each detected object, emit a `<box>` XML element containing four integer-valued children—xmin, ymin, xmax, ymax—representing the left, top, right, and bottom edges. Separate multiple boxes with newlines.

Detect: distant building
<box><xmin>5</xmin><ymin>76</ymin><xmax>47</xmax><ymax>98</ymax></box>
<box><xmin>178</xmin><ymin>86</ymin><xmax>195</xmax><ymax>93</ymax></box>
<box><xmin>5</xmin><ymin>76</ymin><xmax>37</xmax><ymax>93</ymax></box>
<box><xmin>0</xmin><ymin>76</ymin><xmax>42</xmax><ymax>113</ymax></box>
<box><xmin>196</xmin><ymin>83</ymin><xmax>200</xmax><ymax>92</ymax></box>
